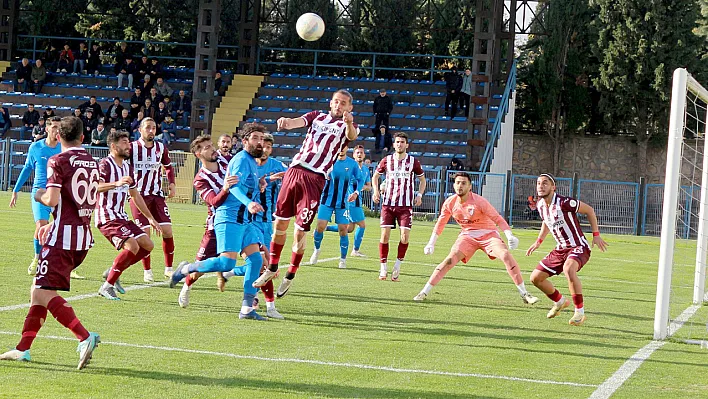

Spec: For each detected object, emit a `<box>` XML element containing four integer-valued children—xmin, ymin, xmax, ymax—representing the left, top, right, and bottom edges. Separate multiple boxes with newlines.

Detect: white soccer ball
<box><xmin>296</xmin><ymin>13</ymin><xmax>325</xmax><ymax>42</ymax></box>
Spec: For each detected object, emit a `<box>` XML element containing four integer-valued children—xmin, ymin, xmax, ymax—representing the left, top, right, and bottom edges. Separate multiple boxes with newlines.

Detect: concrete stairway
<box><xmin>211</xmin><ymin>74</ymin><xmax>264</xmax><ymax>137</ymax></box>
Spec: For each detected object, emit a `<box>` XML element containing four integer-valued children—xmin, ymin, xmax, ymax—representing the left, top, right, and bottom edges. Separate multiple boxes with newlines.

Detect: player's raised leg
<box><xmin>414</xmin><ymin>250</ymin><xmax>464</xmax><ymax>301</ymax></box>
<box><xmin>530</xmin><ymin>268</ymin><xmax>569</xmax><ymax>318</ymax></box>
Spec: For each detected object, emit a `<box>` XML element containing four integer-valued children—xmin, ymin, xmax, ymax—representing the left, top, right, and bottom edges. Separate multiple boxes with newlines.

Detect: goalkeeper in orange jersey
<box><xmin>414</xmin><ymin>172</ymin><xmax>539</xmax><ymax>304</ymax></box>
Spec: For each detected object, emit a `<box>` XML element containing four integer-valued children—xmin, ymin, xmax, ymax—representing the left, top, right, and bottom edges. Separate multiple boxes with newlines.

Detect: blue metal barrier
<box><xmin>479</xmin><ymin>60</ymin><xmax>516</xmax><ymax>173</ymax></box>
<box><xmin>577</xmin><ymin>179</ymin><xmax>640</xmax><ymax>235</ymax></box>
<box><xmin>643</xmin><ymin>183</ymin><xmax>698</xmax><ymax>238</ymax></box>
<box><xmin>443</xmin><ymin>169</ymin><xmax>508</xmax><ymax>214</ymax></box>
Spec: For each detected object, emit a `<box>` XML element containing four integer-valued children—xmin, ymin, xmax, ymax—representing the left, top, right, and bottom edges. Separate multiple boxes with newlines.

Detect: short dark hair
<box><xmin>238</xmin><ymin>122</ymin><xmax>268</xmax><ymax>140</ymax></box>
<box><xmin>218</xmin><ymin>134</ymin><xmax>232</xmax><ymax>141</ymax></box>
<box><xmin>139</xmin><ymin>118</ymin><xmax>156</xmax><ymax>130</ymax></box>
<box><xmin>190</xmin><ymin>134</ymin><xmax>212</xmax><ymax>154</ymax></box>
<box><xmin>453</xmin><ymin>172</ymin><xmax>471</xmax><ymax>183</ymax></box>
<box><xmin>263</xmin><ymin>133</ymin><xmax>274</xmax><ymax>143</ymax></box>
<box><xmin>90</xmin><ymin>95</ymin><xmax>96</xmax><ymax>99</ymax></box>
<box><xmin>108</xmin><ymin>130</ymin><xmax>130</xmax><ymax>145</ymax></box>
<box><xmin>394</xmin><ymin>132</ymin><xmax>409</xmax><ymax>143</ymax></box>
<box><xmin>353</xmin><ymin>144</ymin><xmax>365</xmax><ymax>150</ymax></box>
<box><xmin>28</xmin><ymin>103</ymin><xmax>34</xmax><ymax>107</ymax></box>
<box><xmin>48</xmin><ymin>116</ymin><xmax>61</xmax><ymax>124</ymax></box>
<box><xmin>59</xmin><ymin>116</ymin><xmax>83</xmax><ymax>143</ymax></box>
<box><xmin>333</xmin><ymin>89</ymin><xmax>353</xmax><ymax>103</ymax></box>
<box><xmin>539</xmin><ymin>173</ymin><xmax>556</xmax><ymax>185</ymax></box>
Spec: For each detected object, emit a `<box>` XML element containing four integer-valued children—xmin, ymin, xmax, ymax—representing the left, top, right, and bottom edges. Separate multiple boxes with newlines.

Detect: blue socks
<box><xmin>354</xmin><ymin>227</ymin><xmax>365</xmax><ymax>251</ymax></box>
<box><xmin>339</xmin><ymin>234</ymin><xmax>349</xmax><ymax>259</ymax></box>
<box><xmin>313</xmin><ymin>230</ymin><xmax>324</xmax><ymax>250</ymax></box>
<box><xmin>325</xmin><ymin>225</ymin><xmax>338</xmax><ymax>232</ymax></box>
<box><xmin>33</xmin><ymin>239</ymin><xmax>41</xmax><ymax>255</ymax></box>
<box><xmin>190</xmin><ymin>256</ymin><xmax>237</xmax><ymax>273</ymax></box>
<box><xmin>243</xmin><ymin>252</ymin><xmax>262</xmax><ymax>296</ymax></box>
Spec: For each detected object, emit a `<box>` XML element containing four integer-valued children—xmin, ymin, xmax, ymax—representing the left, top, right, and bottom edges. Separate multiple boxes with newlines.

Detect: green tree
<box><xmin>516</xmin><ymin>0</ymin><xmax>597</xmax><ymax>175</ymax></box>
<box><xmin>593</xmin><ymin>0</ymin><xmax>702</xmax><ymax>179</ymax></box>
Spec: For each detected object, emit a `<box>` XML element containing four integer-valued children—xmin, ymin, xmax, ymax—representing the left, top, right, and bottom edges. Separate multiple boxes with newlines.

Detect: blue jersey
<box><xmin>256</xmin><ymin>157</ymin><xmax>288</xmax><ymax>223</ymax></box>
<box><xmin>13</xmin><ymin>139</ymin><xmax>61</xmax><ymax>192</ymax></box>
<box><xmin>320</xmin><ymin>157</ymin><xmax>362</xmax><ymax>209</ymax></box>
<box><xmin>348</xmin><ymin>162</ymin><xmax>371</xmax><ymax>208</ymax></box>
<box><xmin>215</xmin><ymin>150</ymin><xmax>261</xmax><ymax>225</ymax></box>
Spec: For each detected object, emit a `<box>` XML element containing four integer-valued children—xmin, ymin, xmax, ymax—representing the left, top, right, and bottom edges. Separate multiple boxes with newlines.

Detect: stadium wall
<box><xmin>512</xmin><ymin>133</ymin><xmax>694</xmax><ymax>184</ymax></box>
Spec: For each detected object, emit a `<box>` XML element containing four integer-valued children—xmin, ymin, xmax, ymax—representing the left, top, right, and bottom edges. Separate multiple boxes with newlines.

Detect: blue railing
<box><xmin>15</xmin><ymin>35</ymin><xmax>474</xmax><ymax>80</ymax></box>
<box><xmin>479</xmin><ymin>59</ymin><xmax>517</xmax><ymax>173</ymax></box>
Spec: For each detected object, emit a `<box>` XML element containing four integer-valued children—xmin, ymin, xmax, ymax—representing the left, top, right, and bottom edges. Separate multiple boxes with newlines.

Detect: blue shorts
<box><xmin>215</xmin><ymin>222</ymin><xmax>261</xmax><ymax>254</ymax></box>
<box><xmin>317</xmin><ymin>204</ymin><xmax>349</xmax><ymax>225</ymax></box>
<box><xmin>31</xmin><ymin>191</ymin><xmax>52</xmax><ymax>223</ymax></box>
<box><xmin>347</xmin><ymin>206</ymin><xmax>365</xmax><ymax>223</ymax></box>
<box><xmin>253</xmin><ymin>221</ymin><xmax>272</xmax><ymax>249</ymax></box>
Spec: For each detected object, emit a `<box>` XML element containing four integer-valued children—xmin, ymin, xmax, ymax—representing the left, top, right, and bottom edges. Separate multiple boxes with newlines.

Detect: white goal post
<box><xmin>654</xmin><ymin>68</ymin><xmax>708</xmax><ymax>340</ymax></box>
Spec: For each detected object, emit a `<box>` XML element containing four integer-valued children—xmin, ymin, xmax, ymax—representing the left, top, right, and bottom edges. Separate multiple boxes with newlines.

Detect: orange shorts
<box><xmin>452</xmin><ymin>232</ymin><xmax>508</xmax><ymax>263</ymax></box>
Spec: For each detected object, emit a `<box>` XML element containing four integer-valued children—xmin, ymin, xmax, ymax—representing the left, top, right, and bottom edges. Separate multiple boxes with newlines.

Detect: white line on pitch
<box><xmin>0</xmin><ymin>280</ymin><xmax>172</xmax><ymax>312</ymax></box>
<box><xmin>588</xmin><ymin>292</ymin><xmax>708</xmax><ymax>399</ymax></box>
<box><xmin>0</xmin><ymin>330</ymin><xmax>597</xmax><ymax>388</ymax></box>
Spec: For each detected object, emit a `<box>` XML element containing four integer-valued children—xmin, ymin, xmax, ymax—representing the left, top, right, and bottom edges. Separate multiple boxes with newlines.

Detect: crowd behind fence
<box><xmin>0</xmin><ymin>138</ymin><xmax>681</xmax><ymax>237</ymax></box>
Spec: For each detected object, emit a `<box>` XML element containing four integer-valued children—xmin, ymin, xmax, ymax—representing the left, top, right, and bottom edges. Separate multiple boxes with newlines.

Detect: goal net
<box><xmin>654</xmin><ymin>68</ymin><xmax>708</xmax><ymax>344</ymax></box>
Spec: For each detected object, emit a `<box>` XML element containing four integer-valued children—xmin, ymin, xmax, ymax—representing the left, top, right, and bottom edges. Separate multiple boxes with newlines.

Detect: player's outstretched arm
<box><xmin>578</xmin><ymin>201</ymin><xmax>608</xmax><ymax>252</ymax></box>
<box><xmin>129</xmin><ymin>188</ymin><xmax>162</xmax><ymax>234</ymax></box>
<box><xmin>35</xmin><ymin>187</ymin><xmax>59</xmax><ymax>208</ymax></box>
<box><xmin>343</xmin><ymin>111</ymin><xmax>358</xmax><ymax>141</ymax></box>
<box><xmin>427</xmin><ymin>198</ymin><xmax>453</xmax><ymax>255</ymax></box>
<box><xmin>276</xmin><ymin>117</ymin><xmax>306</xmax><ymax>131</ymax></box>
<box><xmin>526</xmin><ymin>223</ymin><xmax>550</xmax><ymax>256</ymax></box>
<box><xmin>424</xmin><ymin>233</ymin><xmax>438</xmax><ymax>255</ymax></box>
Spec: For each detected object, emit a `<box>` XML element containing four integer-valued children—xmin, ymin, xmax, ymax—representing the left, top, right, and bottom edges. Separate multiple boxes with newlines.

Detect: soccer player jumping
<box><xmin>414</xmin><ymin>172</ymin><xmax>538</xmax><ymax>304</ymax></box>
<box><xmin>1</xmin><ymin>116</ymin><xmax>100</xmax><ymax>369</ymax></box>
<box><xmin>526</xmin><ymin>173</ymin><xmax>608</xmax><ymax>326</ymax></box>
<box><xmin>252</xmin><ymin>90</ymin><xmax>359</xmax><ymax>297</ymax></box>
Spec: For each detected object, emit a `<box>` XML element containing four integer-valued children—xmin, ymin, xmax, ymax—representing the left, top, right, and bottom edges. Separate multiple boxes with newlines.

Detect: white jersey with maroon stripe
<box><xmin>537</xmin><ymin>193</ymin><xmax>590</xmax><ymax>250</ymax></box>
<box><xmin>376</xmin><ymin>154</ymin><xmax>424</xmax><ymax>207</ymax></box>
<box><xmin>45</xmin><ymin>147</ymin><xmax>99</xmax><ymax>251</ymax></box>
<box><xmin>194</xmin><ymin>164</ymin><xmax>226</xmax><ymax>231</ymax></box>
<box><xmin>291</xmin><ymin>111</ymin><xmax>358</xmax><ymax>178</ymax></box>
<box><xmin>95</xmin><ymin>155</ymin><xmax>136</xmax><ymax>226</ymax></box>
<box><xmin>130</xmin><ymin>138</ymin><xmax>171</xmax><ymax>197</ymax></box>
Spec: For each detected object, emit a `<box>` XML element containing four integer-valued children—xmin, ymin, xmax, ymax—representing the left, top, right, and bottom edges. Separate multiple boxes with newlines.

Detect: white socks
<box><xmin>422</xmin><ymin>283</ymin><xmax>433</xmax><ymax>295</ymax></box>
<box><xmin>393</xmin><ymin>259</ymin><xmax>402</xmax><ymax>273</ymax></box>
<box><xmin>240</xmin><ymin>305</ymin><xmax>252</xmax><ymax>314</ymax></box>
<box><xmin>266</xmin><ymin>301</ymin><xmax>276</xmax><ymax>310</ymax></box>
<box><xmin>222</xmin><ymin>270</ymin><xmax>235</xmax><ymax>280</ymax></box>
<box><xmin>555</xmin><ymin>296</ymin><xmax>566</xmax><ymax>307</ymax></box>
<box><xmin>575</xmin><ymin>307</ymin><xmax>584</xmax><ymax>315</ymax></box>
<box><xmin>516</xmin><ymin>282</ymin><xmax>528</xmax><ymax>295</ymax></box>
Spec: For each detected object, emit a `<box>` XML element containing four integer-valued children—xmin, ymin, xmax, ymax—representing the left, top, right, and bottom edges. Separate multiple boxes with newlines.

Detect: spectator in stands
<box><xmin>91</xmin><ymin>121</ymin><xmax>108</xmax><ymax>146</ymax></box>
<box><xmin>30</xmin><ymin>59</ymin><xmax>46</xmax><ymax>94</ymax></box>
<box><xmin>214</xmin><ymin>71</ymin><xmax>223</xmax><ymax>96</ymax></box>
<box><xmin>0</xmin><ymin>106</ymin><xmax>11</xmax><ymax>139</ymax></box>
<box><xmin>173</xmin><ymin>90</ymin><xmax>191</xmax><ymax>126</ymax></box>
<box><xmin>82</xmin><ymin>109</ymin><xmax>98</xmax><ymax>142</ymax></box>
<box><xmin>449</xmin><ymin>157</ymin><xmax>466</xmax><ymax>171</ymax></box>
<box><xmin>149</xmin><ymin>58</ymin><xmax>162</xmax><ymax>79</ymax></box>
<box><xmin>162</xmin><ymin>96</ymin><xmax>174</xmax><ymax>115</ymax></box>
<box><xmin>460</xmin><ymin>68</ymin><xmax>472</xmax><ymax>118</ymax></box>
<box><xmin>22</xmin><ymin>104</ymin><xmax>40</xmax><ymax>140</ymax></box>
<box><xmin>114</xmin><ymin>42</ymin><xmax>130</xmax><ymax>77</ymax></box>
<box><xmin>140</xmin><ymin>74</ymin><xmax>154</xmax><ymax>93</ymax></box>
<box><xmin>73</xmin><ymin>42</ymin><xmax>88</xmax><ymax>74</ymax></box>
<box><xmin>131</xmin><ymin>111</ymin><xmax>145</xmax><ymax>140</ymax></box>
<box><xmin>73</xmin><ymin>108</ymin><xmax>82</xmax><ymax>118</ymax></box>
<box><xmin>43</xmin><ymin>44</ymin><xmax>59</xmax><ymax>73</ymax></box>
<box><xmin>444</xmin><ymin>65</ymin><xmax>462</xmax><ymax>117</ymax></box>
<box><xmin>118</xmin><ymin>56</ymin><xmax>137</xmax><ymax>89</ymax></box>
<box><xmin>114</xmin><ymin>109</ymin><xmax>132</xmax><ymax>132</ymax></box>
<box><xmin>363</xmin><ymin>158</ymin><xmax>372</xmax><ymax>168</ymax></box>
<box><xmin>87</xmin><ymin>43</ymin><xmax>102</xmax><ymax>76</ymax></box>
<box><xmin>79</xmin><ymin>96</ymin><xmax>104</xmax><ymax>119</ymax></box>
<box><xmin>130</xmin><ymin>87</ymin><xmax>144</xmax><ymax>118</ymax></box>
<box><xmin>142</xmin><ymin>98</ymin><xmax>157</xmax><ymax>120</ymax></box>
<box><xmin>105</xmin><ymin>97</ymin><xmax>124</xmax><ymax>126</ymax></box>
<box><xmin>42</xmin><ymin>106</ymin><xmax>56</xmax><ymax>121</ymax></box>
<box><xmin>15</xmin><ymin>58</ymin><xmax>32</xmax><ymax>92</ymax></box>
<box><xmin>148</xmin><ymin>87</ymin><xmax>164</xmax><ymax>106</ymax></box>
<box><xmin>524</xmin><ymin>195</ymin><xmax>540</xmax><ymax>220</ymax></box>
<box><xmin>372</xmin><ymin>88</ymin><xmax>392</xmax><ymax>136</ymax></box>
<box><xmin>155</xmin><ymin>77</ymin><xmax>173</xmax><ymax>98</ymax></box>
<box><xmin>155</xmin><ymin>101</ymin><xmax>168</xmax><ymax>124</ymax></box>
<box><xmin>374</xmin><ymin>124</ymin><xmax>392</xmax><ymax>154</ymax></box>
<box><xmin>32</xmin><ymin>118</ymin><xmax>47</xmax><ymax>142</ymax></box>
<box><xmin>58</xmin><ymin>44</ymin><xmax>74</xmax><ymax>73</ymax></box>
<box><xmin>157</xmin><ymin>115</ymin><xmax>176</xmax><ymax>147</ymax></box>
<box><xmin>137</xmin><ymin>55</ymin><xmax>150</xmax><ymax>81</ymax></box>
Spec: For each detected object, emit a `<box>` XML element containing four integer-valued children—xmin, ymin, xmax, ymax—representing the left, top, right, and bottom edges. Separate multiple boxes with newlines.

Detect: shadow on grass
<box><xmin>1</xmin><ymin>362</ymin><xmax>508</xmax><ymax>399</ymax></box>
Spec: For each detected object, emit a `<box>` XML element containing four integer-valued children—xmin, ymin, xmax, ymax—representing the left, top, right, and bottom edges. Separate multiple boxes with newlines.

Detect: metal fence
<box><xmin>2</xmin><ymin>137</ymin><xmax>694</xmax><ymax>237</ymax></box>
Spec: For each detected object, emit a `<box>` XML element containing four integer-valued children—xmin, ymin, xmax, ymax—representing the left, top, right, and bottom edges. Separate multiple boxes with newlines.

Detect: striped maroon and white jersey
<box><xmin>194</xmin><ymin>164</ymin><xmax>226</xmax><ymax>231</ymax></box>
<box><xmin>376</xmin><ymin>154</ymin><xmax>424</xmax><ymax>207</ymax></box>
<box><xmin>130</xmin><ymin>138</ymin><xmax>171</xmax><ymax>197</ymax></box>
<box><xmin>291</xmin><ymin>111</ymin><xmax>358</xmax><ymax>178</ymax></box>
<box><xmin>537</xmin><ymin>193</ymin><xmax>590</xmax><ymax>250</ymax></box>
<box><xmin>218</xmin><ymin>152</ymin><xmax>232</xmax><ymax>166</ymax></box>
<box><xmin>45</xmin><ymin>147</ymin><xmax>99</xmax><ymax>251</ymax></box>
<box><xmin>95</xmin><ymin>155</ymin><xmax>136</xmax><ymax>226</ymax></box>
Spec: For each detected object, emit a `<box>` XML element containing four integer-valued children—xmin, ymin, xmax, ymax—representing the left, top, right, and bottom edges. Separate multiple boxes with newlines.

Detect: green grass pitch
<box><xmin>0</xmin><ymin>191</ymin><xmax>706</xmax><ymax>398</ymax></box>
